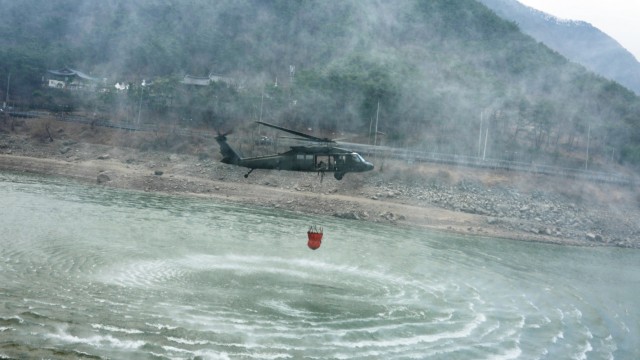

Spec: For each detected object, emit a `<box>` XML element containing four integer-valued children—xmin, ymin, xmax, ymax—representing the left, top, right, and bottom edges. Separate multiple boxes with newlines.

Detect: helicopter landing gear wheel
<box><xmin>244</xmin><ymin>168</ymin><xmax>254</xmax><ymax>178</ymax></box>
<box><xmin>334</xmin><ymin>172</ymin><xmax>344</xmax><ymax>180</ymax></box>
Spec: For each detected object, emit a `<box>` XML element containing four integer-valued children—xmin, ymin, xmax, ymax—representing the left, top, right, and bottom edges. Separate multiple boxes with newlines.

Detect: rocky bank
<box><xmin>1</xmin><ymin>118</ymin><xmax>639</xmax><ymax>248</ymax></box>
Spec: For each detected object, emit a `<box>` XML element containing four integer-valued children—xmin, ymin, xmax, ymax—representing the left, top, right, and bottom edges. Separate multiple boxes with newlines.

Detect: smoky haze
<box><xmin>1</xmin><ymin>0</ymin><xmax>640</xmax><ymax>170</ymax></box>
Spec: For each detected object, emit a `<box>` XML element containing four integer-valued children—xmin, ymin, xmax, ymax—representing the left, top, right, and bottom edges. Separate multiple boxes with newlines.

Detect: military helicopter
<box><xmin>215</xmin><ymin>121</ymin><xmax>374</xmax><ymax>180</ymax></box>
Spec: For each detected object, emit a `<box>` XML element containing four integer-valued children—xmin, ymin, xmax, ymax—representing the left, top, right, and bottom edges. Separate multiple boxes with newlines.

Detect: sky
<box><xmin>517</xmin><ymin>0</ymin><xmax>640</xmax><ymax>61</ymax></box>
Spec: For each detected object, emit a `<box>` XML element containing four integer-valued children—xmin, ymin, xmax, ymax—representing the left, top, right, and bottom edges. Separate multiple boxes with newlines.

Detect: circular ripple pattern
<box><xmin>90</xmin><ymin>253</ymin><xmax>611</xmax><ymax>359</ymax></box>
<box><xmin>0</xmin><ymin>173</ymin><xmax>636</xmax><ymax>359</ymax></box>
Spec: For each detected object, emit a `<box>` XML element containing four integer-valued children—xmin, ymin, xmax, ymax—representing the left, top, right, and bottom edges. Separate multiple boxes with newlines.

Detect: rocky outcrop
<box><xmin>360</xmin><ymin>178</ymin><xmax>638</xmax><ymax>248</ymax></box>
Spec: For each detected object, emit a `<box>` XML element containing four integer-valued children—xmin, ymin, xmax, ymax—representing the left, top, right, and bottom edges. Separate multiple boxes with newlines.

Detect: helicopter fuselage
<box><xmin>216</xmin><ymin>132</ymin><xmax>374</xmax><ymax>180</ymax></box>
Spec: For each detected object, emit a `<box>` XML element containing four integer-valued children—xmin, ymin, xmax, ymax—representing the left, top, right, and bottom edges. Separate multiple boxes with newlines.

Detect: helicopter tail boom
<box><xmin>215</xmin><ymin>132</ymin><xmax>242</xmax><ymax>165</ymax></box>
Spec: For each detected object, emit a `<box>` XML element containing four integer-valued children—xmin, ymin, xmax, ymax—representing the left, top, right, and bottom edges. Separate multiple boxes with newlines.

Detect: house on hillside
<box><xmin>181</xmin><ymin>75</ymin><xmax>211</xmax><ymax>86</ymax></box>
<box><xmin>209</xmin><ymin>73</ymin><xmax>234</xmax><ymax>85</ymax></box>
<box><xmin>181</xmin><ymin>73</ymin><xmax>236</xmax><ymax>87</ymax></box>
<box><xmin>114</xmin><ymin>82</ymin><xmax>129</xmax><ymax>91</ymax></box>
<box><xmin>45</xmin><ymin>67</ymin><xmax>106</xmax><ymax>91</ymax></box>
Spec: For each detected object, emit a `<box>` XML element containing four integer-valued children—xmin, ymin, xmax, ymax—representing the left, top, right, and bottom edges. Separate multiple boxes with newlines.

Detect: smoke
<box><xmin>1</xmin><ymin>0</ymin><xmax>639</xmax><ymax>171</ymax></box>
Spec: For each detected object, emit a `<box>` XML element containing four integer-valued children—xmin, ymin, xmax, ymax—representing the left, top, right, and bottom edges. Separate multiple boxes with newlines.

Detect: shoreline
<box><xmin>1</xmin><ymin>118</ymin><xmax>638</xmax><ymax>249</ymax></box>
<box><xmin>1</xmin><ymin>150</ymin><xmax>632</xmax><ymax>249</ymax></box>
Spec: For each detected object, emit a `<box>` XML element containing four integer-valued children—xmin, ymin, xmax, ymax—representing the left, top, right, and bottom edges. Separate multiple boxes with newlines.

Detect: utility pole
<box><xmin>483</xmin><ymin>125</ymin><xmax>489</xmax><ymax>161</ymax></box>
<box><xmin>373</xmin><ymin>100</ymin><xmax>380</xmax><ymax>146</ymax></box>
<box><xmin>3</xmin><ymin>73</ymin><xmax>10</xmax><ymax>109</ymax></box>
<box><xmin>288</xmin><ymin>65</ymin><xmax>295</xmax><ymax>102</ymax></box>
<box><xmin>478</xmin><ymin>110</ymin><xmax>484</xmax><ymax>157</ymax></box>
<box><xmin>259</xmin><ymin>90</ymin><xmax>264</xmax><ymax>122</ymax></box>
<box><xmin>289</xmin><ymin>65</ymin><xmax>295</xmax><ymax>84</ymax></box>
<box><xmin>136</xmin><ymin>81</ymin><xmax>144</xmax><ymax>126</ymax></box>
<box><xmin>585</xmin><ymin>124</ymin><xmax>591</xmax><ymax>170</ymax></box>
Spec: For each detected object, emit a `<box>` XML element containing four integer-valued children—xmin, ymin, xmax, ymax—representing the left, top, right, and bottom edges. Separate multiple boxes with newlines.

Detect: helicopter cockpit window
<box><xmin>350</xmin><ymin>153</ymin><xmax>364</xmax><ymax>163</ymax></box>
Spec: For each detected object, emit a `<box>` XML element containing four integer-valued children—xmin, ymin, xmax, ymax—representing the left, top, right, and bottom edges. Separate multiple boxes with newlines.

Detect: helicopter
<box><xmin>215</xmin><ymin>121</ymin><xmax>374</xmax><ymax>180</ymax></box>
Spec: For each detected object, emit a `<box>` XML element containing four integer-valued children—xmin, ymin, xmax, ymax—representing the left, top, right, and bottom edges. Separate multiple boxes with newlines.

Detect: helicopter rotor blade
<box><xmin>257</xmin><ymin>121</ymin><xmax>335</xmax><ymax>143</ymax></box>
<box><xmin>278</xmin><ymin>136</ymin><xmax>322</xmax><ymax>142</ymax></box>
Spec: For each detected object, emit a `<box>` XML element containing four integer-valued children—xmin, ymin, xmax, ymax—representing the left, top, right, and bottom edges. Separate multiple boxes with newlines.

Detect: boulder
<box><xmin>334</xmin><ymin>211</ymin><xmax>360</xmax><ymax>220</ymax></box>
<box><xmin>97</xmin><ymin>172</ymin><xmax>110</xmax><ymax>184</ymax></box>
<box><xmin>380</xmin><ymin>212</ymin><xmax>402</xmax><ymax>221</ymax></box>
<box><xmin>585</xmin><ymin>233</ymin><xmax>603</xmax><ymax>242</ymax></box>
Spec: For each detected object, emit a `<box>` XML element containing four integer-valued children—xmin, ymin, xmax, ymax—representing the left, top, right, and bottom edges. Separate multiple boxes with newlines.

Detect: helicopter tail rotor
<box><xmin>214</xmin><ymin>129</ymin><xmax>241</xmax><ymax>164</ymax></box>
<box><xmin>215</xmin><ymin>129</ymin><xmax>233</xmax><ymax>141</ymax></box>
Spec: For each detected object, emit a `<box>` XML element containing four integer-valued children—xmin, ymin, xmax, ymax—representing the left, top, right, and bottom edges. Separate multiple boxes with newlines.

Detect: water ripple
<box><xmin>90</xmin><ymin>253</ymin><xmax>540</xmax><ymax>358</ymax></box>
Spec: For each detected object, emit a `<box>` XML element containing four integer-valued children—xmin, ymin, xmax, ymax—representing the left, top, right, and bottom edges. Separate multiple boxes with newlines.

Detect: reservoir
<box><xmin>1</xmin><ymin>172</ymin><xmax>638</xmax><ymax>359</ymax></box>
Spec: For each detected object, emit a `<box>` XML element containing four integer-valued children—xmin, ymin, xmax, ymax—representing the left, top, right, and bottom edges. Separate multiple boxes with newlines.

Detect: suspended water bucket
<box><xmin>307</xmin><ymin>226</ymin><xmax>323</xmax><ymax>250</ymax></box>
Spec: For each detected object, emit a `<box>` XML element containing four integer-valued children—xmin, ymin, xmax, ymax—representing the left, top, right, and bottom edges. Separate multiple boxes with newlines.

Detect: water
<box><xmin>1</xmin><ymin>172</ymin><xmax>638</xmax><ymax>359</ymax></box>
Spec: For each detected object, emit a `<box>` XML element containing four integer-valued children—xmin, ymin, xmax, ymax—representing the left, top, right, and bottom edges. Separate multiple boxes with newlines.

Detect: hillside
<box><xmin>478</xmin><ymin>0</ymin><xmax>640</xmax><ymax>96</ymax></box>
<box><xmin>1</xmin><ymin>0</ymin><xmax>640</xmax><ymax>170</ymax></box>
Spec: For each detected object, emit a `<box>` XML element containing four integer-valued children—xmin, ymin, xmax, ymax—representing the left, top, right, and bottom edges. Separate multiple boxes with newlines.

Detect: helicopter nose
<box><xmin>365</xmin><ymin>162</ymin><xmax>374</xmax><ymax>171</ymax></box>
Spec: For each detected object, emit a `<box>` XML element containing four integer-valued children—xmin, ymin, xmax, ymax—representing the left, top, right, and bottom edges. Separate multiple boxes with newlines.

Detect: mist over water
<box><xmin>1</xmin><ymin>173</ymin><xmax>638</xmax><ymax>359</ymax></box>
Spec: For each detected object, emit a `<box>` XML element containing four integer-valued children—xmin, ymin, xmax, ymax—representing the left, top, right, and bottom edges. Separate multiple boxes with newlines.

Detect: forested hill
<box><xmin>2</xmin><ymin>0</ymin><xmax>640</xmax><ymax>168</ymax></box>
<box><xmin>478</xmin><ymin>0</ymin><xmax>640</xmax><ymax>95</ymax></box>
